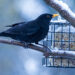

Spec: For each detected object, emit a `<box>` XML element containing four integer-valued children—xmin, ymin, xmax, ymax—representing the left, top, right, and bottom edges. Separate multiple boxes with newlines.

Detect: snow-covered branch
<box><xmin>44</xmin><ymin>0</ymin><xmax>75</xmax><ymax>27</ymax></box>
<box><xmin>0</xmin><ymin>39</ymin><xmax>75</xmax><ymax>59</ymax></box>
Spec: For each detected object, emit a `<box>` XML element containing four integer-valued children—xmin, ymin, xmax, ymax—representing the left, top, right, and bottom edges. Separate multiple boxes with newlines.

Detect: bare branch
<box><xmin>0</xmin><ymin>39</ymin><xmax>75</xmax><ymax>59</ymax></box>
<box><xmin>44</xmin><ymin>0</ymin><xmax>75</xmax><ymax>27</ymax></box>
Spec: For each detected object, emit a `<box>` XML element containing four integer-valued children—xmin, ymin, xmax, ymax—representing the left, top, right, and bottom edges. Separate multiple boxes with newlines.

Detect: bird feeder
<box><xmin>42</xmin><ymin>20</ymin><xmax>75</xmax><ymax>68</ymax></box>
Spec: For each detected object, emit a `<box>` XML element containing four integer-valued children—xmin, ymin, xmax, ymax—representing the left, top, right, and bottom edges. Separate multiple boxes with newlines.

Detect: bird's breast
<box><xmin>41</xmin><ymin>27</ymin><xmax>49</xmax><ymax>37</ymax></box>
<box><xmin>24</xmin><ymin>26</ymin><xmax>49</xmax><ymax>43</ymax></box>
<box><xmin>36</xmin><ymin>26</ymin><xmax>49</xmax><ymax>41</ymax></box>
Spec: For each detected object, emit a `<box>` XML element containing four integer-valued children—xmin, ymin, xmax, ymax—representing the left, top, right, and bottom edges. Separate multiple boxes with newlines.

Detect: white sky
<box><xmin>14</xmin><ymin>0</ymin><xmax>49</xmax><ymax>20</ymax></box>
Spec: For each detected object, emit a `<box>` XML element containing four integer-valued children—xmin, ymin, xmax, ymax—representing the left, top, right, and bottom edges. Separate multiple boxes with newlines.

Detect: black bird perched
<box><xmin>0</xmin><ymin>13</ymin><xmax>58</xmax><ymax>44</ymax></box>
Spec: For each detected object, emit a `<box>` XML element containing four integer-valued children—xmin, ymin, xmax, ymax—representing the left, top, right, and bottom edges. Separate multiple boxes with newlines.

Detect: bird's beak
<box><xmin>52</xmin><ymin>14</ymin><xmax>59</xmax><ymax>18</ymax></box>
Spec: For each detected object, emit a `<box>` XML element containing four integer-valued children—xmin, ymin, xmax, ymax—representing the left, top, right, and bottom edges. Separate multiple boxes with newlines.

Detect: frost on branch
<box><xmin>0</xmin><ymin>39</ymin><xmax>75</xmax><ymax>59</ymax></box>
<box><xmin>44</xmin><ymin>0</ymin><xmax>75</xmax><ymax>27</ymax></box>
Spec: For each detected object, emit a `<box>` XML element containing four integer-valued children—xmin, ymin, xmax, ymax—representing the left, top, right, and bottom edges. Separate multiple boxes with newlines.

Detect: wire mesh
<box><xmin>42</xmin><ymin>22</ymin><xmax>75</xmax><ymax>68</ymax></box>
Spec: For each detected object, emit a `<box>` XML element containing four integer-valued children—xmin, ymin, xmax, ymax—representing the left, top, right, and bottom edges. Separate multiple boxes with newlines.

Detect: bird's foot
<box><xmin>21</xmin><ymin>42</ymin><xmax>31</xmax><ymax>48</ymax></box>
<box><xmin>35</xmin><ymin>43</ymin><xmax>48</xmax><ymax>48</ymax></box>
<box><xmin>35</xmin><ymin>42</ymin><xmax>44</xmax><ymax>47</ymax></box>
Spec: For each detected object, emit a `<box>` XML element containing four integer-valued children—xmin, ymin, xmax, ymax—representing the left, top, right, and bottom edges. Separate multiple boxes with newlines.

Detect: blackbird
<box><xmin>0</xmin><ymin>13</ymin><xmax>58</xmax><ymax>44</ymax></box>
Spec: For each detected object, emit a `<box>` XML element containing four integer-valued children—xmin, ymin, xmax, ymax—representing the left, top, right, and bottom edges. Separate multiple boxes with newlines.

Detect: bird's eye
<box><xmin>46</xmin><ymin>15</ymin><xmax>50</xmax><ymax>18</ymax></box>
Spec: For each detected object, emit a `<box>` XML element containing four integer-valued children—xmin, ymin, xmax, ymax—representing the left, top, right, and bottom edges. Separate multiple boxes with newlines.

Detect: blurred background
<box><xmin>0</xmin><ymin>0</ymin><xmax>75</xmax><ymax>75</ymax></box>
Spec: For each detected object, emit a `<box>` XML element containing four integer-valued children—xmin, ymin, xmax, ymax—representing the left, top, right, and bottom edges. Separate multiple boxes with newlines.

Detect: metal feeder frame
<box><xmin>42</xmin><ymin>22</ymin><xmax>75</xmax><ymax>68</ymax></box>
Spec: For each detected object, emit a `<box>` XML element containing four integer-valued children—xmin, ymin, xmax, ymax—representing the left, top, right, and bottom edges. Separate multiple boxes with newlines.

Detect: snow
<box><xmin>53</xmin><ymin>0</ymin><xmax>75</xmax><ymax>18</ymax></box>
<box><xmin>51</xmin><ymin>48</ymin><xmax>75</xmax><ymax>56</ymax></box>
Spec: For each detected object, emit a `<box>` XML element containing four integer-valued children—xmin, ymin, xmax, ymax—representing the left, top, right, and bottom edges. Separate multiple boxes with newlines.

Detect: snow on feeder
<box><xmin>42</xmin><ymin>19</ymin><xmax>75</xmax><ymax>68</ymax></box>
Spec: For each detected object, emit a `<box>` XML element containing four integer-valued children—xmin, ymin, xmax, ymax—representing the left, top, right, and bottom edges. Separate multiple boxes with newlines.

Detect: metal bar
<box><xmin>43</xmin><ymin>22</ymin><xmax>75</xmax><ymax>68</ymax></box>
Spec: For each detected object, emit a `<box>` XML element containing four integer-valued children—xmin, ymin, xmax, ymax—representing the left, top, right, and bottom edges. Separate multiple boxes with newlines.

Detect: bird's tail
<box><xmin>0</xmin><ymin>32</ymin><xmax>8</xmax><ymax>37</ymax></box>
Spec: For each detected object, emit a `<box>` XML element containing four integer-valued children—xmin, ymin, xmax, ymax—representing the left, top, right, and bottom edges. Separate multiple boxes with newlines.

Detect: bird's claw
<box><xmin>24</xmin><ymin>42</ymin><xmax>30</xmax><ymax>48</ymax></box>
<box><xmin>21</xmin><ymin>42</ymin><xmax>31</xmax><ymax>48</ymax></box>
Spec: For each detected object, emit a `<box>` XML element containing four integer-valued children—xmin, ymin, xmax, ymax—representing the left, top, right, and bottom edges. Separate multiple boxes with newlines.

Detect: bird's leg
<box><xmin>35</xmin><ymin>42</ymin><xmax>44</xmax><ymax>46</ymax></box>
<box><xmin>20</xmin><ymin>41</ymin><xmax>31</xmax><ymax>48</ymax></box>
<box><xmin>35</xmin><ymin>42</ymin><xmax>48</xmax><ymax>49</ymax></box>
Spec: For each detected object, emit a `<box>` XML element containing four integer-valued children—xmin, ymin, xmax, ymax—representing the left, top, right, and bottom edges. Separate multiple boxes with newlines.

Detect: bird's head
<box><xmin>37</xmin><ymin>13</ymin><xmax>59</xmax><ymax>27</ymax></box>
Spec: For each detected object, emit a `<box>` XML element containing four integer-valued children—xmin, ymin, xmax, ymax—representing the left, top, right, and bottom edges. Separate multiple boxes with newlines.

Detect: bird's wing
<box><xmin>5</xmin><ymin>22</ymin><xmax>25</xmax><ymax>27</ymax></box>
<box><xmin>24</xmin><ymin>21</ymin><xmax>40</xmax><ymax>36</ymax></box>
<box><xmin>3</xmin><ymin>21</ymin><xmax>40</xmax><ymax>36</ymax></box>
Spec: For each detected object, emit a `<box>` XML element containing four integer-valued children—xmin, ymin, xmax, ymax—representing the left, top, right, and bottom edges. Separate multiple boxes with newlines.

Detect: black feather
<box><xmin>0</xmin><ymin>13</ymin><xmax>53</xmax><ymax>43</ymax></box>
<box><xmin>5</xmin><ymin>22</ymin><xmax>25</xmax><ymax>27</ymax></box>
